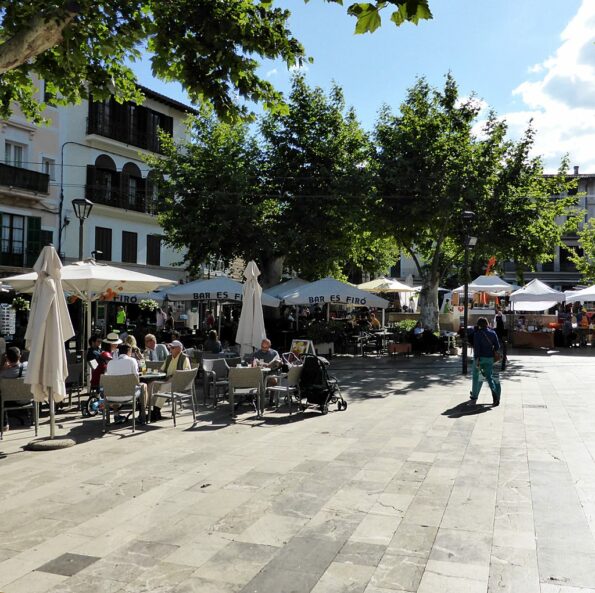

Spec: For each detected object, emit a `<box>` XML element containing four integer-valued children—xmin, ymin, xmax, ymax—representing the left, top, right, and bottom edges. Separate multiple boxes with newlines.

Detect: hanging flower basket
<box><xmin>139</xmin><ymin>299</ymin><xmax>159</xmax><ymax>312</ymax></box>
<box><xmin>11</xmin><ymin>296</ymin><xmax>30</xmax><ymax>312</ymax></box>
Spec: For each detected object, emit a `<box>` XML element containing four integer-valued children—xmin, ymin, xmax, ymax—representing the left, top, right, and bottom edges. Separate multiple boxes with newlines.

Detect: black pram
<box><xmin>299</xmin><ymin>355</ymin><xmax>347</xmax><ymax>414</ymax></box>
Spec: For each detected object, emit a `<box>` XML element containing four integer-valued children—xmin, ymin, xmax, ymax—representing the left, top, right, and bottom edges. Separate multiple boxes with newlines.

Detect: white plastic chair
<box><xmin>100</xmin><ymin>374</ymin><xmax>142</xmax><ymax>433</ymax></box>
<box><xmin>266</xmin><ymin>365</ymin><xmax>302</xmax><ymax>415</ymax></box>
<box><xmin>0</xmin><ymin>378</ymin><xmax>38</xmax><ymax>440</ymax></box>
<box><xmin>227</xmin><ymin>367</ymin><xmax>265</xmax><ymax>418</ymax></box>
<box><xmin>157</xmin><ymin>368</ymin><xmax>199</xmax><ymax>427</ymax></box>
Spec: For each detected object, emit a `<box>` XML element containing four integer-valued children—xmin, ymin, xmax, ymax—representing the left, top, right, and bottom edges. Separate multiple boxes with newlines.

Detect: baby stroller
<box><xmin>299</xmin><ymin>354</ymin><xmax>347</xmax><ymax>414</ymax></box>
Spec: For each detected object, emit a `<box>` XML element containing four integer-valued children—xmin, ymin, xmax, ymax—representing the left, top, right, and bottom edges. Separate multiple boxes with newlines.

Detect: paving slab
<box><xmin>2</xmin><ymin>351</ymin><xmax>595</xmax><ymax>592</ymax></box>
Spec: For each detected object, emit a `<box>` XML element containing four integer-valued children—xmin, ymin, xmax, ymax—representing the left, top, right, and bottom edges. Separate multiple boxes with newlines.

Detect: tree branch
<box><xmin>0</xmin><ymin>2</ymin><xmax>80</xmax><ymax>75</ymax></box>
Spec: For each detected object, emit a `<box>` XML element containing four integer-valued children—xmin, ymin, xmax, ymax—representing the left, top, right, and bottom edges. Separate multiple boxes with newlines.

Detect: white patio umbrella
<box><xmin>5</xmin><ymin>261</ymin><xmax>176</xmax><ymax>385</ymax></box>
<box><xmin>264</xmin><ymin>277</ymin><xmax>309</xmax><ymax>299</ymax></box>
<box><xmin>235</xmin><ymin>261</ymin><xmax>267</xmax><ymax>357</ymax></box>
<box><xmin>283</xmin><ymin>277</ymin><xmax>389</xmax><ymax>311</ymax></box>
<box><xmin>358</xmin><ymin>277</ymin><xmax>420</xmax><ymax>293</ymax></box>
<box><xmin>166</xmin><ymin>276</ymin><xmax>280</xmax><ymax>307</ymax></box>
<box><xmin>24</xmin><ymin>246</ymin><xmax>75</xmax><ymax>446</ymax></box>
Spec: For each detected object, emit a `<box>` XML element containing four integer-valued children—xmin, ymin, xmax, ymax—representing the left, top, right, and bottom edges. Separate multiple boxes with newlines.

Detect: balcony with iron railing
<box><xmin>85</xmin><ymin>184</ymin><xmax>161</xmax><ymax>215</ymax></box>
<box><xmin>0</xmin><ymin>163</ymin><xmax>49</xmax><ymax>193</ymax></box>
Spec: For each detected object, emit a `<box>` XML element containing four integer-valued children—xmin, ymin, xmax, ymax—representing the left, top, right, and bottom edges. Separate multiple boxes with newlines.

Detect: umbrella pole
<box><xmin>49</xmin><ymin>387</ymin><xmax>55</xmax><ymax>439</ymax></box>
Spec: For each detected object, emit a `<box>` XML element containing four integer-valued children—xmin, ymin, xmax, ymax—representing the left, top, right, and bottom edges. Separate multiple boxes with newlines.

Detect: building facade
<box><xmin>0</xmin><ymin>82</ymin><xmax>195</xmax><ymax>283</ymax></box>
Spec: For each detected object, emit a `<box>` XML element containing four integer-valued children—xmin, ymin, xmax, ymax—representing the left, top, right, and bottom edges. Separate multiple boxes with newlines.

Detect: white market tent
<box><xmin>166</xmin><ymin>276</ymin><xmax>280</xmax><ymax>307</ymax></box>
<box><xmin>565</xmin><ymin>284</ymin><xmax>595</xmax><ymax>304</ymax></box>
<box><xmin>509</xmin><ymin>279</ymin><xmax>565</xmax><ymax>311</ymax></box>
<box><xmin>453</xmin><ymin>275</ymin><xmax>515</xmax><ymax>295</ymax></box>
<box><xmin>283</xmin><ymin>277</ymin><xmax>389</xmax><ymax>309</ymax></box>
<box><xmin>264</xmin><ymin>277</ymin><xmax>309</xmax><ymax>300</ymax></box>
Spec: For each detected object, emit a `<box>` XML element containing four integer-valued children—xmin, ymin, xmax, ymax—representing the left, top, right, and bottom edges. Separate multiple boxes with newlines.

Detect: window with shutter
<box><xmin>122</xmin><ymin>231</ymin><xmax>137</xmax><ymax>263</ymax></box>
<box><xmin>147</xmin><ymin>235</ymin><xmax>161</xmax><ymax>266</ymax></box>
<box><xmin>95</xmin><ymin>227</ymin><xmax>112</xmax><ymax>261</ymax></box>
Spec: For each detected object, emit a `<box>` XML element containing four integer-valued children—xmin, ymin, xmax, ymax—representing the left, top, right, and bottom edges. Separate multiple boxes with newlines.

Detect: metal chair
<box><xmin>156</xmin><ymin>368</ymin><xmax>199</xmax><ymax>426</ymax></box>
<box><xmin>65</xmin><ymin>362</ymin><xmax>84</xmax><ymax>409</ymax></box>
<box><xmin>0</xmin><ymin>378</ymin><xmax>38</xmax><ymax>440</ymax></box>
<box><xmin>227</xmin><ymin>367</ymin><xmax>265</xmax><ymax>418</ymax></box>
<box><xmin>202</xmin><ymin>358</ymin><xmax>230</xmax><ymax>407</ymax></box>
<box><xmin>266</xmin><ymin>365</ymin><xmax>302</xmax><ymax>415</ymax></box>
<box><xmin>100</xmin><ymin>374</ymin><xmax>143</xmax><ymax>433</ymax></box>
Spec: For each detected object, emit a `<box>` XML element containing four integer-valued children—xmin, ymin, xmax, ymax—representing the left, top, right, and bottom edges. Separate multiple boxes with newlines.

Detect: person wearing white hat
<box><xmin>103</xmin><ymin>332</ymin><xmax>122</xmax><ymax>360</ymax></box>
<box><xmin>150</xmin><ymin>340</ymin><xmax>191</xmax><ymax>421</ymax></box>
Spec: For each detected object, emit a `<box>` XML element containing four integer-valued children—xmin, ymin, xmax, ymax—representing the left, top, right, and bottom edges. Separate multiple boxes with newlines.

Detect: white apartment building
<box><xmin>0</xmin><ymin>81</ymin><xmax>195</xmax><ymax>283</ymax></box>
<box><xmin>0</xmin><ymin>92</ymin><xmax>59</xmax><ymax>277</ymax></box>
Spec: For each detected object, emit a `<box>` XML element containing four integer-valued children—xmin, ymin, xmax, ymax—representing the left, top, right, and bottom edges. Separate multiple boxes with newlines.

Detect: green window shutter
<box><xmin>26</xmin><ymin>216</ymin><xmax>41</xmax><ymax>267</ymax></box>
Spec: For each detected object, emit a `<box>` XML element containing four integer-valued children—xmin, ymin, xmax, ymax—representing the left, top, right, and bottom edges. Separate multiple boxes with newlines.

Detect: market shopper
<box><xmin>470</xmin><ymin>317</ymin><xmax>501</xmax><ymax>406</ymax></box>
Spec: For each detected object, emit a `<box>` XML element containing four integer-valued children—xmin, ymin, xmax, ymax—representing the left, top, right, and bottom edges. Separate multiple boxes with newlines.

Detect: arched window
<box><xmin>86</xmin><ymin>154</ymin><xmax>118</xmax><ymax>204</ymax></box>
<box><xmin>121</xmin><ymin>162</ymin><xmax>144</xmax><ymax>210</ymax></box>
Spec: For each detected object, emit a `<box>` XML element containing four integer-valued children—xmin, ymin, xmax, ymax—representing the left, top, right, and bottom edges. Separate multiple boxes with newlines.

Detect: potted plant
<box><xmin>11</xmin><ymin>296</ymin><xmax>30</xmax><ymax>312</ymax></box>
<box><xmin>305</xmin><ymin>321</ymin><xmax>339</xmax><ymax>356</ymax></box>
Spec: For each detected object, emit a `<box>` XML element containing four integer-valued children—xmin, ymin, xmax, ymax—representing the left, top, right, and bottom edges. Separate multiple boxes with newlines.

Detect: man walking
<box><xmin>470</xmin><ymin>317</ymin><xmax>501</xmax><ymax>406</ymax></box>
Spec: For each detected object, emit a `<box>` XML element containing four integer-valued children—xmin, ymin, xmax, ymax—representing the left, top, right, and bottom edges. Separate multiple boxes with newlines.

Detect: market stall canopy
<box><xmin>565</xmin><ymin>284</ymin><xmax>595</xmax><ymax>303</ymax></box>
<box><xmin>3</xmin><ymin>260</ymin><xmax>176</xmax><ymax>299</ymax></box>
<box><xmin>510</xmin><ymin>279</ymin><xmax>565</xmax><ymax>311</ymax></box>
<box><xmin>283</xmin><ymin>277</ymin><xmax>389</xmax><ymax>308</ymax></box>
<box><xmin>264</xmin><ymin>277</ymin><xmax>309</xmax><ymax>299</ymax></box>
<box><xmin>468</xmin><ymin>275</ymin><xmax>514</xmax><ymax>292</ymax></box>
<box><xmin>166</xmin><ymin>276</ymin><xmax>280</xmax><ymax>307</ymax></box>
<box><xmin>358</xmin><ymin>277</ymin><xmax>421</xmax><ymax>293</ymax></box>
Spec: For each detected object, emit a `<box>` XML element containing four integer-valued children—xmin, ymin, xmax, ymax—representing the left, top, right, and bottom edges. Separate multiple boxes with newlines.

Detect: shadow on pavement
<box><xmin>442</xmin><ymin>401</ymin><xmax>493</xmax><ymax>418</ymax></box>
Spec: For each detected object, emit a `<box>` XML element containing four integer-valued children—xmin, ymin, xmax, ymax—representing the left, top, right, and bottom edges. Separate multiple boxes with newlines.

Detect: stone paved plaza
<box><xmin>1</xmin><ymin>350</ymin><xmax>595</xmax><ymax>593</ymax></box>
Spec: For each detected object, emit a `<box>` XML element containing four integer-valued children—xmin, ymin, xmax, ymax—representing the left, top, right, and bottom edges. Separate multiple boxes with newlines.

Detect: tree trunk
<box><xmin>418</xmin><ymin>271</ymin><xmax>441</xmax><ymax>331</ymax></box>
<box><xmin>259</xmin><ymin>255</ymin><xmax>284</xmax><ymax>289</ymax></box>
<box><xmin>0</xmin><ymin>3</ymin><xmax>79</xmax><ymax>75</ymax></box>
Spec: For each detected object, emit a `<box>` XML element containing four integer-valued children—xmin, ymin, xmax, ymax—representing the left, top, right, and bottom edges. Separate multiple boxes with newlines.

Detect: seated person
<box><xmin>253</xmin><ymin>339</ymin><xmax>282</xmax><ymax>369</ymax></box>
<box><xmin>370</xmin><ymin>312</ymin><xmax>381</xmax><ymax>330</ymax></box>
<box><xmin>86</xmin><ymin>335</ymin><xmax>102</xmax><ymax>366</ymax></box>
<box><xmin>151</xmin><ymin>340</ymin><xmax>191</xmax><ymax>421</ymax></box>
<box><xmin>125</xmin><ymin>335</ymin><xmax>144</xmax><ymax>363</ymax></box>
<box><xmin>91</xmin><ymin>349</ymin><xmax>112</xmax><ymax>391</ymax></box>
<box><xmin>0</xmin><ymin>346</ymin><xmax>28</xmax><ymax>430</ymax></box>
<box><xmin>105</xmin><ymin>343</ymin><xmax>148</xmax><ymax>423</ymax></box>
<box><xmin>253</xmin><ymin>339</ymin><xmax>282</xmax><ymax>398</ymax></box>
<box><xmin>144</xmin><ymin>334</ymin><xmax>168</xmax><ymax>362</ymax></box>
<box><xmin>203</xmin><ymin>330</ymin><xmax>222</xmax><ymax>354</ymax></box>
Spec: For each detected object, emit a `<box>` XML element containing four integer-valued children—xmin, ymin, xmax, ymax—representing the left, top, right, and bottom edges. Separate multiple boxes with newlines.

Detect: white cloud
<box><xmin>503</xmin><ymin>0</ymin><xmax>595</xmax><ymax>172</ymax></box>
<box><xmin>266</xmin><ymin>68</ymin><xmax>278</xmax><ymax>78</ymax></box>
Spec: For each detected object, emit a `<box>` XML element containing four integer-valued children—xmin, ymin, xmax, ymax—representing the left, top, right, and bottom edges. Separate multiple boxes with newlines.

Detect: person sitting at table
<box><xmin>86</xmin><ymin>335</ymin><xmax>102</xmax><ymax>367</ymax></box>
<box><xmin>106</xmin><ymin>343</ymin><xmax>148</xmax><ymax>424</ymax></box>
<box><xmin>144</xmin><ymin>334</ymin><xmax>168</xmax><ymax>362</ymax></box>
<box><xmin>103</xmin><ymin>332</ymin><xmax>122</xmax><ymax>360</ymax></box>
<box><xmin>370</xmin><ymin>312</ymin><xmax>381</xmax><ymax>330</ymax></box>
<box><xmin>0</xmin><ymin>347</ymin><xmax>29</xmax><ymax>431</ymax></box>
<box><xmin>125</xmin><ymin>335</ymin><xmax>144</xmax><ymax>363</ymax></box>
<box><xmin>151</xmin><ymin>340</ymin><xmax>191</xmax><ymax>421</ymax></box>
<box><xmin>252</xmin><ymin>338</ymin><xmax>282</xmax><ymax>402</ymax></box>
<box><xmin>203</xmin><ymin>330</ymin><xmax>222</xmax><ymax>354</ymax></box>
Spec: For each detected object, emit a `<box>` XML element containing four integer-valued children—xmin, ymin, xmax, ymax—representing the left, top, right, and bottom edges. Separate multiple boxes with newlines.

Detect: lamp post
<box><xmin>72</xmin><ymin>198</ymin><xmax>94</xmax><ymax>261</ymax></box>
<box><xmin>461</xmin><ymin>210</ymin><xmax>477</xmax><ymax>375</ymax></box>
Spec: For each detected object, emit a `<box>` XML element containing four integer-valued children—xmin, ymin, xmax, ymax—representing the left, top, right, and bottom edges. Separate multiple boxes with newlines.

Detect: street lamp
<box><xmin>72</xmin><ymin>198</ymin><xmax>94</xmax><ymax>261</ymax></box>
<box><xmin>461</xmin><ymin>210</ymin><xmax>477</xmax><ymax>375</ymax></box>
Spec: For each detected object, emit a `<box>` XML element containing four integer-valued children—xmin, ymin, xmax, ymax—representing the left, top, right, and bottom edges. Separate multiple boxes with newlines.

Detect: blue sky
<box><xmin>133</xmin><ymin>0</ymin><xmax>595</xmax><ymax>171</ymax></box>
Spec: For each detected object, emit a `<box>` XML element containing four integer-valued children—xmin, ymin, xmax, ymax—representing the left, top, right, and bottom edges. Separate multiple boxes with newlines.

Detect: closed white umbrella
<box><xmin>24</xmin><ymin>246</ymin><xmax>75</xmax><ymax>445</ymax></box>
<box><xmin>235</xmin><ymin>261</ymin><xmax>267</xmax><ymax>357</ymax></box>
